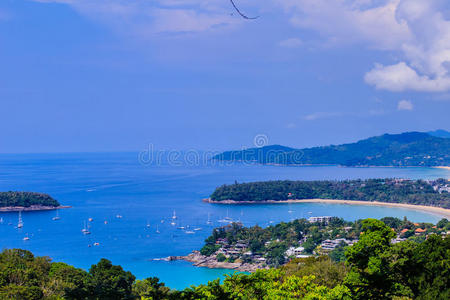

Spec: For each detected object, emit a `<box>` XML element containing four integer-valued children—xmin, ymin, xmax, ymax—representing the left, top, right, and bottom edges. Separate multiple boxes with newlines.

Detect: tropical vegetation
<box><xmin>0</xmin><ymin>218</ymin><xmax>448</xmax><ymax>299</ymax></box>
<box><xmin>210</xmin><ymin>178</ymin><xmax>450</xmax><ymax>208</ymax></box>
<box><xmin>0</xmin><ymin>192</ymin><xmax>60</xmax><ymax>208</ymax></box>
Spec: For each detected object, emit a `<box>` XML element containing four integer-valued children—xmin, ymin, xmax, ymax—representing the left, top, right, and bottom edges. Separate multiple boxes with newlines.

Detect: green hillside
<box><xmin>214</xmin><ymin>132</ymin><xmax>450</xmax><ymax>167</ymax></box>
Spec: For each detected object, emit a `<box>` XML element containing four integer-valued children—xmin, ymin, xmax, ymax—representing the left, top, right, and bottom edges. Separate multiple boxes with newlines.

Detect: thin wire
<box><xmin>230</xmin><ymin>0</ymin><xmax>259</xmax><ymax>20</ymax></box>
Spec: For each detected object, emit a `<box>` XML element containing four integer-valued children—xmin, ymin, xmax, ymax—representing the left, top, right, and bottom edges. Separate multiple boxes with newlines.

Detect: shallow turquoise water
<box><xmin>0</xmin><ymin>153</ymin><xmax>448</xmax><ymax>289</ymax></box>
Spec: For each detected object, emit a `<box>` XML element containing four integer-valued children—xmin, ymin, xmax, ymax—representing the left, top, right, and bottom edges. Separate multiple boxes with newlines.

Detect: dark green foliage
<box><xmin>0</xmin><ymin>192</ymin><xmax>59</xmax><ymax>208</ymax></box>
<box><xmin>329</xmin><ymin>242</ymin><xmax>348</xmax><ymax>262</ymax></box>
<box><xmin>214</xmin><ymin>131</ymin><xmax>450</xmax><ymax>167</ymax></box>
<box><xmin>133</xmin><ymin>277</ymin><xmax>172</xmax><ymax>300</ymax></box>
<box><xmin>345</xmin><ymin>219</ymin><xmax>397</xmax><ymax>299</ymax></box>
<box><xmin>47</xmin><ymin>262</ymin><xmax>90</xmax><ymax>299</ymax></box>
<box><xmin>210</xmin><ymin>178</ymin><xmax>450</xmax><ymax>208</ymax></box>
<box><xmin>437</xmin><ymin>218</ymin><xmax>449</xmax><ymax>229</ymax></box>
<box><xmin>216</xmin><ymin>253</ymin><xmax>226</xmax><ymax>262</ymax></box>
<box><xmin>0</xmin><ymin>249</ymin><xmax>135</xmax><ymax>300</ymax></box>
<box><xmin>380</xmin><ymin>217</ymin><xmax>403</xmax><ymax>229</ymax></box>
<box><xmin>344</xmin><ymin>219</ymin><xmax>450</xmax><ymax>300</ymax></box>
<box><xmin>281</xmin><ymin>256</ymin><xmax>348</xmax><ymax>288</ymax></box>
<box><xmin>88</xmin><ymin>258</ymin><xmax>135</xmax><ymax>299</ymax></box>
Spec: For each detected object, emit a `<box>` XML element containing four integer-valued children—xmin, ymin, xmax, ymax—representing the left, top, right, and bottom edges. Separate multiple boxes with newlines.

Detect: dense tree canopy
<box><xmin>210</xmin><ymin>178</ymin><xmax>450</xmax><ymax>208</ymax></box>
<box><xmin>0</xmin><ymin>192</ymin><xmax>59</xmax><ymax>208</ymax></box>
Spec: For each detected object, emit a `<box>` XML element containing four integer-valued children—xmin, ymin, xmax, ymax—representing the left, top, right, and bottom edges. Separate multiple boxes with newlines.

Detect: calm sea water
<box><xmin>0</xmin><ymin>152</ymin><xmax>448</xmax><ymax>289</ymax></box>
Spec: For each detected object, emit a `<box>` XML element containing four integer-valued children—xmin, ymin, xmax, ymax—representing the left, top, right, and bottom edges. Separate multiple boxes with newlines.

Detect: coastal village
<box><xmin>174</xmin><ymin>216</ymin><xmax>450</xmax><ymax>272</ymax></box>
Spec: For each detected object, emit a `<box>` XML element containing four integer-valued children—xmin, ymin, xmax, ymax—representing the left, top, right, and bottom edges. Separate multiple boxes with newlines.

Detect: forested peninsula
<box><xmin>0</xmin><ymin>192</ymin><xmax>62</xmax><ymax>211</ymax></box>
<box><xmin>208</xmin><ymin>178</ymin><xmax>450</xmax><ymax>209</ymax></box>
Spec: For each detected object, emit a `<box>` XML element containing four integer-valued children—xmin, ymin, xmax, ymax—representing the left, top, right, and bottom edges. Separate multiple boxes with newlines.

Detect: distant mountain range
<box><xmin>213</xmin><ymin>131</ymin><xmax>450</xmax><ymax>167</ymax></box>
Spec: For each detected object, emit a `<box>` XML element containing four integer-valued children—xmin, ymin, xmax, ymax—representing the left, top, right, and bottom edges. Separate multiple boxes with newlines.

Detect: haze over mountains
<box><xmin>214</xmin><ymin>131</ymin><xmax>450</xmax><ymax>167</ymax></box>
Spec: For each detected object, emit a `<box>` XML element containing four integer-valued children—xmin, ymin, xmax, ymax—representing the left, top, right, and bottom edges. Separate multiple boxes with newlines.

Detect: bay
<box><xmin>0</xmin><ymin>152</ymin><xmax>448</xmax><ymax>289</ymax></box>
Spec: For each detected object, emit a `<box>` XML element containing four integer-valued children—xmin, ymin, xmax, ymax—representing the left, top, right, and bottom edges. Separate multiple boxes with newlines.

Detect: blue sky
<box><xmin>0</xmin><ymin>0</ymin><xmax>449</xmax><ymax>153</ymax></box>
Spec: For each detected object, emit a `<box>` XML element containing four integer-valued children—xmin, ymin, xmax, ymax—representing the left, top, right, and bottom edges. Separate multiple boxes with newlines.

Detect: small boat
<box><xmin>156</xmin><ymin>225</ymin><xmax>160</xmax><ymax>234</ymax></box>
<box><xmin>17</xmin><ymin>211</ymin><xmax>24</xmax><ymax>228</ymax></box>
<box><xmin>177</xmin><ymin>226</ymin><xmax>185</xmax><ymax>230</ymax></box>
<box><xmin>161</xmin><ymin>220</ymin><xmax>165</xmax><ymax>223</ymax></box>
<box><xmin>116</xmin><ymin>215</ymin><xmax>123</xmax><ymax>219</ymax></box>
<box><xmin>81</xmin><ymin>221</ymin><xmax>91</xmax><ymax>235</ymax></box>
<box><xmin>194</xmin><ymin>227</ymin><xmax>202</xmax><ymax>231</ymax></box>
<box><xmin>23</xmin><ymin>233</ymin><xmax>30</xmax><ymax>241</ymax></box>
<box><xmin>146</xmin><ymin>221</ymin><xmax>151</xmax><ymax>228</ymax></box>
<box><xmin>206</xmin><ymin>213</ymin><xmax>212</xmax><ymax>225</ymax></box>
<box><xmin>52</xmin><ymin>210</ymin><xmax>61</xmax><ymax>221</ymax></box>
<box><xmin>104</xmin><ymin>220</ymin><xmax>108</xmax><ymax>224</ymax></box>
<box><xmin>185</xmin><ymin>230</ymin><xmax>195</xmax><ymax>234</ymax></box>
<box><xmin>170</xmin><ymin>221</ymin><xmax>176</xmax><ymax>226</ymax></box>
<box><xmin>224</xmin><ymin>209</ymin><xmax>232</xmax><ymax>220</ymax></box>
<box><xmin>172</xmin><ymin>210</ymin><xmax>177</xmax><ymax>219</ymax></box>
<box><xmin>88</xmin><ymin>218</ymin><xmax>93</xmax><ymax>222</ymax></box>
<box><xmin>93</xmin><ymin>242</ymin><xmax>100</xmax><ymax>246</ymax></box>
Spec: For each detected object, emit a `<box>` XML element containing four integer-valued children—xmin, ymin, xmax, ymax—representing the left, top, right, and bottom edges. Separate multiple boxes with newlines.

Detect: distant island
<box><xmin>213</xmin><ymin>131</ymin><xmax>450</xmax><ymax>167</ymax></box>
<box><xmin>0</xmin><ymin>191</ymin><xmax>64</xmax><ymax>211</ymax></box>
<box><xmin>206</xmin><ymin>178</ymin><xmax>450</xmax><ymax>210</ymax></box>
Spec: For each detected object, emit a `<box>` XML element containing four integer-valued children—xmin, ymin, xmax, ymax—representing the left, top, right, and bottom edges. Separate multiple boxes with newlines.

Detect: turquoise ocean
<box><xmin>0</xmin><ymin>152</ymin><xmax>448</xmax><ymax>289</ymax></box>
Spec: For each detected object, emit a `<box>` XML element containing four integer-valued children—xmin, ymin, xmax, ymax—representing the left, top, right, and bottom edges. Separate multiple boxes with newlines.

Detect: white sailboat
<box><xmin>156</xmin><ymin>225</ymin><xmax>160</xmax><ymax>234</ymax></box>
<box><xmin>17</xmin><ymin>211</ymin><xmax>23</xmax><ymax>228</ymax></box>
<box><xmin>288</xmin><ymin>204</ymin><xmax>294</xmax><ymax>214</ymax></box>
<box><xmin>224</xmin><ymin>209</ymin><xmax>232</xmax><ymax>221</ymax></box>
<box><xmin>172</xmin><ymin>210</ymin><xmax>177</xmax><ymax>219</ymax></box>
<box><xmin>81</xmin><ymin>221</ymin><xmax>91</xmax><ymax>235</ymax></box>
<box><xmin>52</xmin><ymin>210</ymin><xmax>61</xmax><ymax>221</ymax></box>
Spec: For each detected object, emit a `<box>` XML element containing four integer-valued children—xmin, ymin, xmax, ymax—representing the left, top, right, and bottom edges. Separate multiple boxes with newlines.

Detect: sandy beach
<box><xmin>434</xmin><ymin>166</ymin><xmax>450</xmax><ymax>171</ymax></box>
<box><xmin>0</xmin><ymin>205</ymin><xmax>71</xmax><ymax>212</ymax></box>
<box><xmin>204</xmin><ymin>198</ymin><xmax>450</xmax><ymax>218</ymax></box>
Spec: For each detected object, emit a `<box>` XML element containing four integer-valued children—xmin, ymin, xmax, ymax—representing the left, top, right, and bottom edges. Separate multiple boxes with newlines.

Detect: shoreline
<box><xmin>204</xmin><ymin>198</ymin><xmax>450</xmax><ymax>218</ymax></box>
<box><xmin>434</xmin><ymin>166</ymin><xmax>450</xmax><ymax>171</ymax></box>
<box><xmin>0</xmin><ymin>205</ymin><xmax>71</xmax><ymax>212</ymax></box>
<box><xmin>215</xmin><ymin>160</ymin><xmax>450</xmax><ymax>169</ymax></box>
<box><xmin>155</xmin><ymin>251</ymin><xmax>264</xmax><ymax>272</ymax></box>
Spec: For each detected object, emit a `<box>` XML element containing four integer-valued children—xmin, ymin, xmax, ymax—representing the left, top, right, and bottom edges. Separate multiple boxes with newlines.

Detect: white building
<box><xmin>308</xmin><ymin>216</ymin><xmax>333</xmax><ymax>224</ymax></box>
<box><xmin>285</xmin><ymin>246</ymin><xmax>305</xmax><ymax>257</ymax></box>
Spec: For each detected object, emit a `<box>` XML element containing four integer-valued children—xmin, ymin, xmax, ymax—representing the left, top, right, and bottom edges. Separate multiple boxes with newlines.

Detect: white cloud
<box><xmin>274</xmin><ymin>0</ymin><xmax>411</xmax><ymax>50</ymax></box>
<box><xmin>33</xmin><ymin>0</ymin><xmax>240</xmax><ymax>35</ymax></box>
<box><xmin>279</xmin><ymin>38</ymin><xmax>302</xmax><ymax>48</ymax></box>
<box><xmin>397</xmin><ymin>99</ymin><xmax>414</xmax><ymax>110</ymax></box>
<box><xmin>364</xmin><ymin>0</ymin><xmax>450</xmax><ymax>92</ymax></box>
<box><xmin>365</xmin><ymin>62</ymin><xmax>450</xmax><ymax>92</ymax></box>
<box><xmin>274</xmin><ymin>0</ymin><xmax>450</xmax><ymax>93</ymax></box>
<box><xmin>302</xmin><ymin>112</ymin><xmax>343</xmax><ymax>121</ymax></box>
<box><xmin>32</xmin><ymin>0</ymin><xmax>450</xmax><ymax>93</ymax></box>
